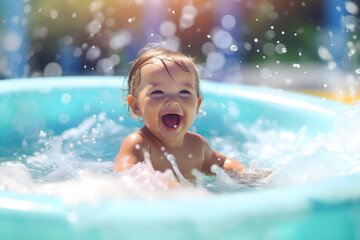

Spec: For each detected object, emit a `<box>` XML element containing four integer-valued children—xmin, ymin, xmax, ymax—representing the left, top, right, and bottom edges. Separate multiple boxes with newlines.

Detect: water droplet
<box><xmin>82</xmin><ymin>135</ymin><xmax>89</xmax><ymax>142</ymax></box>
<box><xmin>254</xmin><ymin>38</ymin><xmax>259</xmax><ymax>43</ymax></box>
<box><xmin>230</xmin><ymin>45</ymin><xmax>238</xmax><ymax>51</ymax></box>
<box><xmin>135</xmin><ymin>144</ymin><xmax>141</xmax><ymax>150</ymax></box>
<box><xmin>292</xmin><ymin>63</ymin><xmax>301</xmax><ymax>68</ymax></box>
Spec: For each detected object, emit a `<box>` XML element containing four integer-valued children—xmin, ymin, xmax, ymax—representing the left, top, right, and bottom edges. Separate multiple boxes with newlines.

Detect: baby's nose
<box><xmin>166</xmin><ymin>96</ymin><xmax>179</xmax><ymax>106</ymax></box>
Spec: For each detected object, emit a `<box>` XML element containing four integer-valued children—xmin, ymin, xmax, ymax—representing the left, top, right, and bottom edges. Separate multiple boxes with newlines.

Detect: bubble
<box><xmin>59</xmin><ymin>113</ymin><xmax>70</xmax><ymax>124</ymax></box>
<box><xmin>182</xmin><ymin>4</ymin><xmax>197</xmax><ymax>17</ymax></box>
<box><xmin>106</xmin><ymin>18</ymin><xmax>115</xmax><ymax>28</ymax></box>
<box><xmin>61</xmin><ymin>93</ymin><xmax>71</xmax><ymax>104</ymax></box>
<box><xmin>345</xmin><ymin>1</ymin><xmax>359</xmax><ymax>15</ymax></box>
<box><xmin>73</xmin><ymin>47</ymin><xmax>82</xmax><ymax>58</ymax></box>
<box><xmin>244</xmin><ymin>42</ymin><xmax>252</xmax><ymax>51</ymax></box>
<box><xmin>188</xmin><ymin>154</ymin><xmax>193</xmax><ymax>159</ymax></box>
<box><xmin>260</xmin><ymin>68</ymin><xmax>271</xmax><ymax>79</ymax></box>
<box><xmin>275</xmin><ymin>43</ymin><xmax>287</xmax><ymax>54</ymax></box>
<box><xmin>343</xmin><ymin>15</ymin><xmax>357</xmax><ymax>32</ymax></box>
<box><xmin>97</xmin><ymin>58</ymin><xmax>114</xmax><ymax>75</ymax></box>
<box><xmin>164</xmin><ymin>36</ymin><xmax>181</xmax><ymax>51</ymax></box>
<box><xmin>109</xmin><ymin>30</ymin><xmax>132</xmax><ymax>50</ymax></box>
<box><xmin>72</xmin><ymin>12</ymin><xmax>77</xmax><ymax>18</ymax></box>
<box><xmin>265</xmin><ymin>30</ymin><xmax>275</xmax><ymax>40</ymax></box>
<box><xmin>206</xmin><ymin>52</ymin><xmax>225</xmax><ymax>70</ymax></box>
<box><xmin>221</xmin><ymin>15</ymin><xmax>236</xmax><ymax>29</ymax></box>
<box><xmin>263</xmin><ymin>43</ymin><xmax>275</xmax><ymax>56</ymax></box>
<box><xmin>86</xmin><ymin>20</ymin><xmax>102</xmax><ymax>34</ymax></box>
<box><xmin>63</xmin><ymin>35</ymin><xmax>73</xmax><ymax>46</ymax></box>
<box><xmin>86</xmin><ymin>46</ymin><xmax>101</xmax><ymax>61</ymax></box>
<box><xmin>50</xmin><ymin>10</ymin><xmax>58</xmax><ymax>19</ymax></box>
<box><xmin>44</xmin><ymin>62</ymin><xmax>62</xmax><ymax>77</ymax></box>
<box><xmin>268</xmin><ymin>11</ymin><xmax>278</xmax><ymax>20</ymax></box>
<box><xmin>89</xmin><ymin>1</ymin><xmax>103</xmax><ymax>12</ymax></box>
<box><xmin>179</xmin><ymin>14</ymin><xmax>195</xmax><ymax>29</ymax></box>
<box><xmin>327</xmin><ymin>61</ymin><xmax>337</xmax><ymax>70</ymax></box>
<box><xmin>3</xmin><ymin>33</ymin><xmax>22</xmax><ymax>52</ymax></box>
<box><xmin>254</xmin><ymin>38</ymin><xmax>259</xmax><ymax>43</ymax></box>
<box><xmin>285</xmin><ymin>78</ymin><xmax>293</xmax><ymax>85</ymax></box>
<box><xmin>201</xmin><ymin>42</ymin><xmax>215</xmax><ymax>55</ymax></box>
<box><xmin>24</xmin><ymin>4</ymin><xmax>31</xmax><ymax>14</ymax></box>
<box><xmin>318</xmin><ymin>46</ymin><xmax>333</xmax><ymax>61</ymax></box>
<box><xmin>355</xmin><ymin>69</ymin><xmax>360</xmax><ymax>74</ymax></box>
<box><xmin>159</xmin><ymin>21</ymin><xmax>177</xmax><ymax>37</ymax></box>
<box><xmin>212</xmin><ymin>29</ymin><xmax>232</xmax><ymax>49</ymax></box>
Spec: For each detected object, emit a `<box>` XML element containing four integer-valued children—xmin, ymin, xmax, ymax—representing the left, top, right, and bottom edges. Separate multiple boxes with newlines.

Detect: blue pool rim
<box><xmin>0</xmin><ymin>76</ymin><xmax>359</xmax><ymax>240</ymax></box>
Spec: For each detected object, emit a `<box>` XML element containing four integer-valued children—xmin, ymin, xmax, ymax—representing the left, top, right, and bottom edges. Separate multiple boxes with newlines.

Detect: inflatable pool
<box><xmin>0</xmin><ymin>76</ymin><xmax>359</xmax><ymax>240</ymax></box>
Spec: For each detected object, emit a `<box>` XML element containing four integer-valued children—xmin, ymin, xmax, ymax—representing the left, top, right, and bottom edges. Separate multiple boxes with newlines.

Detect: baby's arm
<box><xmin>200</xmin><ymin>136</ymin><xmax>246</xmax><ymax>175</ymax></box>
<box><xmin>115</xmin><ymin>133</ymin><xmax>148</xmax><ymax>172</ymax></box>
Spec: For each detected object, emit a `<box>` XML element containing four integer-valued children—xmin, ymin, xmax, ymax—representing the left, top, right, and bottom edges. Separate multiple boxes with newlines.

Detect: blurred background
<box><xmin>0</xmin><ymin>0</ymin><xmax>359</xmax><ymax>103</ymax></box>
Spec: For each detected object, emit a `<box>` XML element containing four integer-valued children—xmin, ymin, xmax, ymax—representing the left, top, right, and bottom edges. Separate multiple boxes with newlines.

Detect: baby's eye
<box><xmin>179</xmin><ymin>90</ymin><xmax>191</xmax><ymax>94</ymax></box>
<box><xmin>151</xmin><ymin>90</ymin><xmax>164</xmax><ymax>95</ymax></box>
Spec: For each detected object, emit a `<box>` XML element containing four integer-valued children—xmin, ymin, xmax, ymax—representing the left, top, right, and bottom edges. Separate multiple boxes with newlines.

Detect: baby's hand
<box><xmin>233</xmin><ymin>169</ymin><xmax>272</xmax><ymax>187</ymax></box>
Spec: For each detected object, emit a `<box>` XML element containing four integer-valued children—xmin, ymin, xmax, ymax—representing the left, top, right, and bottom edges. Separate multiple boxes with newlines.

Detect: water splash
<box><xmin>1</xmin><ymin>103</ymin><xmax>360</xmax><ymax>204</ymax></box>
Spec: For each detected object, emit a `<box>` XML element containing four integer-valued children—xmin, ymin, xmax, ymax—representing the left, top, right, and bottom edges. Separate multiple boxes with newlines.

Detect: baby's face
<box><xmin>129</xmin><ymin>60</ymin><xmax>202</xmax><ymax>146</ymax></box>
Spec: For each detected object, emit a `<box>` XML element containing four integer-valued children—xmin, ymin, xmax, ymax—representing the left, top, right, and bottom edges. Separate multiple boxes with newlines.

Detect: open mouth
<box><xmin>162</xmin><ymin>114</ymin><xmax>182</xmax><ymax>129</ymax></box>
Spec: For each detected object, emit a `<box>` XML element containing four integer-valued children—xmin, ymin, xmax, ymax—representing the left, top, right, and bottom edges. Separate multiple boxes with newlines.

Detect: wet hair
<box><xmin>125</xmin><ymin>45</ymin><xmax>201</xmax><ymax>116</ymax></box>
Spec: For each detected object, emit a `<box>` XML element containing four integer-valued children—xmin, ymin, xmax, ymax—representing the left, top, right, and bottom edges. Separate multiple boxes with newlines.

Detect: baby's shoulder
<box><xmin>123</xmin><ymin>129</ymin><xmax>151</xmax><ymax>150</ymax></box>
<box><xmin>186</xmin><ymin>132</ymin><xmax>209</xmax><ymax>147</ymax></box>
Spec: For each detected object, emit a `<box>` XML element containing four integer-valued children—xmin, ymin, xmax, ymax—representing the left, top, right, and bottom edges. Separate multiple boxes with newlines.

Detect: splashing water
<box><xmin>1</xmin><ymin>102</ymin><xmax>360</xmax><ymax>205</ymax></box>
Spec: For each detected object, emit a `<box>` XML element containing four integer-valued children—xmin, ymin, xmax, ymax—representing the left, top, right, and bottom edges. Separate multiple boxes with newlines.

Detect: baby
<box><xmin>115</xmin><ymin>46</ymin><xmax>246</xmax><ymax>179</ymax></box>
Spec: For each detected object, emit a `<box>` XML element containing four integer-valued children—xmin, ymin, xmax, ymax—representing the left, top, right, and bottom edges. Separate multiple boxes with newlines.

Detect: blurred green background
<box><xmin>0</xmin><ymin>0</ymin><xmax>359</xmax><ymax>103</ymax></box>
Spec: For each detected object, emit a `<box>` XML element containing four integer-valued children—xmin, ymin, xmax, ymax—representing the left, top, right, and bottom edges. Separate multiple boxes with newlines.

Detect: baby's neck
<box><xmin>141</xmin><ymin>126</ymin><xmax>185</xmax><ymax>148</ymax></box>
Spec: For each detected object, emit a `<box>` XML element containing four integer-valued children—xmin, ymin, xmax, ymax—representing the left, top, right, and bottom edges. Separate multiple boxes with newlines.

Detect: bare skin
<box><xmin>115</xmin><ymin>59</ymin><xmax>246</xmax><ymax>178</ymax></box>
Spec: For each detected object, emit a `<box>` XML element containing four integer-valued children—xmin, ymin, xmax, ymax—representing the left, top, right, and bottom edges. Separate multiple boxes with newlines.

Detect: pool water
<box><xmin>0</xmin><ymin>78</ymin><xmax>359</xmax><ymax>204</ymax></box>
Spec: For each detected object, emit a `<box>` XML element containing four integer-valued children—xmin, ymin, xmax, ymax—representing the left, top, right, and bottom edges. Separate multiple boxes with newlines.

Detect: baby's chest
<box><xmin>150</xmin><ymin>148</ymin><xmax>204</xmax><ymax>175</ymax></box>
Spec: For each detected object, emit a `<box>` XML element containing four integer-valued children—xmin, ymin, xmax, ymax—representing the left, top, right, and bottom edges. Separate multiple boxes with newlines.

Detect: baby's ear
<box><xmin>196</xmin><ymin>96</ymin><xmax>202</xmax><ymax>114</ymax></box>
<box><xmin>127</xmin><ymin>94</ymin><xmax>141</xmax><ymax>116</ymax></box>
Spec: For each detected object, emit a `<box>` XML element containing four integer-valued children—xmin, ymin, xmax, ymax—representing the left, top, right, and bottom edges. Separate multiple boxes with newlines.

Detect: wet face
<box><xmin>128</xmin><ymin>59</ymin><xmax>202</xmax><ymax>146</ymax></box>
